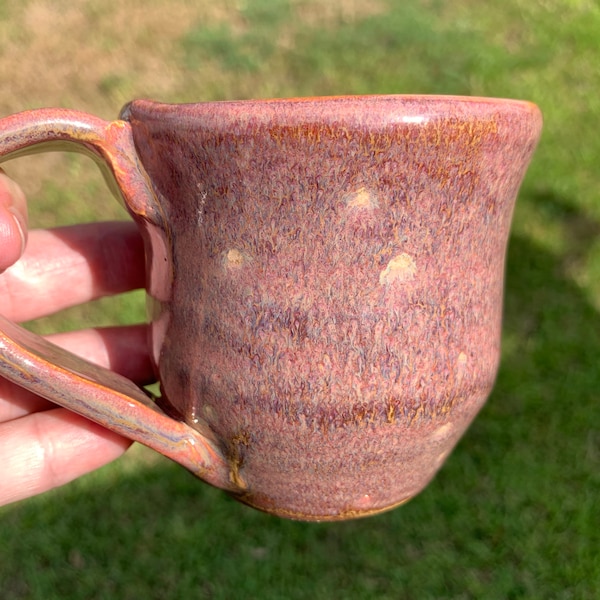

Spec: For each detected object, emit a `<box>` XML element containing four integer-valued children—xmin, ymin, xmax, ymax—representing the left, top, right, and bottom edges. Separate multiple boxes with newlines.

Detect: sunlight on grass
<box><xmin>1</xmin><ymin>0</ymin><xmax>600</xmax><ymax>598</ymax></box>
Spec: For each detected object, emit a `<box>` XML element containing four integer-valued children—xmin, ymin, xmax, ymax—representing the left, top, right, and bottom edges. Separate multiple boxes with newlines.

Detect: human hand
<box><xmin>0</xmin><ymin>172</ymin><xmax>154</xmax><ymax>506</ymax></box>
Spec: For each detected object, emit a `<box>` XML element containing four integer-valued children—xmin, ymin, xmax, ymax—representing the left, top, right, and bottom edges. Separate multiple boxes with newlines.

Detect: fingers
<box><xmin>0</xmin><ymin>324</ymin><xmax>155</xmax><ymax>422</ymax></box>
<box><xmin>0</xmin><ymin>324</ymin><xmax>153</xmax><ymax>506</ymax></box>
<box><xmin>48</xmin><ymin>324</ymin><xmax>154</xmax><ymax>383</ymax></box>
<box><xmin>0</xmin><ymin>407</ymin><xmax>132</xmax><ymax>506</ymax></box>
<box><xmin>0</xmin><ymin>172</ymin><xmax>145</xmax><ymax>320</ymax></box>
<box><xmin>0</xmin><ymin>221</ymin><xmax>145</xmax><ymax>322</ymax></box>
<box><xmin>0</xmin><ymin>172</ymin><xmax>28</xmax><ymax>272</ymax></box>
<box><xmin>0</xmin><ymin>174</ymin><xmax>150</xmax><ymax>507</ymax></box>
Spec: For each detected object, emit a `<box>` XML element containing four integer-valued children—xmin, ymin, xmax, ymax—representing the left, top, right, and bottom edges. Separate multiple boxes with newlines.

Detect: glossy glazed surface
<box><xmin>122</xmin><ymin>96</ymin><xmax>542</xmax><ymax>519</ymax></box>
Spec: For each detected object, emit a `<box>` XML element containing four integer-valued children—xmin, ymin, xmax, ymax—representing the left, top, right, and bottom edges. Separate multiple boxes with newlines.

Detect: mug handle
<box><xmin>0</xmin><ymin>109</ymin><xmax>233</xmax><ymax>491</ymax></box>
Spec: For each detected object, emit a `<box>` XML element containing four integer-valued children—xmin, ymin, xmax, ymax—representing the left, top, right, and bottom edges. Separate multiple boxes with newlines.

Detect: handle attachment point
<box><xmin>0</xmin><ymin>108</ymin><xmax>233</xmax><ymax>491</ymax></box>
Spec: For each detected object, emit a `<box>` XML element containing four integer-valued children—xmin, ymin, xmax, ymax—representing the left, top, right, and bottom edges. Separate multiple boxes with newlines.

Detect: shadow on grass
<box><xmin>1</xmin><ymin>187</ymin><xmax>599</xmax><ymax>599</ymax></box>
<box><xmin>1</xmin><ymin>0</ymin><xmax>598</xmax><ymax>596</ymax></box>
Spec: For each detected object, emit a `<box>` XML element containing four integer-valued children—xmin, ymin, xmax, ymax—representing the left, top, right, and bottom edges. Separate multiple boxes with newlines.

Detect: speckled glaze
<box><xmin>0</xmin><ymin>96</ymin><xmax>542</xmax><ymax>520</ymax></box>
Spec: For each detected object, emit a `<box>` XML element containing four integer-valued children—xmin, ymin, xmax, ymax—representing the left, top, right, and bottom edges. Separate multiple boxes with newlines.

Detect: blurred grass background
<box><xmin>1</xmin><ymin>0</ymin><xmax>599</xmax><ymax>598</ymax></box>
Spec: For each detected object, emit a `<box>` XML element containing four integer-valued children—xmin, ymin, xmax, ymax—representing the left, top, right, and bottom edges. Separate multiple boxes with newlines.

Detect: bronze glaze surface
<box><xmin>122</xmin><ymin>96</ymin><xmax>542</xmax><ymax>520</ymax></box>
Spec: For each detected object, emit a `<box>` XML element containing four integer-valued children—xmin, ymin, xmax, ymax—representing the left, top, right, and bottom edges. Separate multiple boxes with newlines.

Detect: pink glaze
<box><xmin>0</xmin><ymin>96</ymin><xmax>542</xmax><ymax>520</ymax></box>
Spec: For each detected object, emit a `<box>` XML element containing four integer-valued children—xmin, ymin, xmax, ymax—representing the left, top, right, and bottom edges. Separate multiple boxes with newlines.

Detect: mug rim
<box><xmin>120</xmin><ymin>94</ymin><xmax>542</xmax><ymax>129</ymax></box>
<box><xmin>127</xmin><ymin>93</ymin><xmax>538</xmax><ymax>108</ymax></box>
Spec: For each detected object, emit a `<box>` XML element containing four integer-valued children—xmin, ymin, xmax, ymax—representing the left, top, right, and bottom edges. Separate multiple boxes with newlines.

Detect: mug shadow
<box><xmin>2</xmin><ymin>188</ymin><xmax>599</xmax><ymax>599</ymax></box>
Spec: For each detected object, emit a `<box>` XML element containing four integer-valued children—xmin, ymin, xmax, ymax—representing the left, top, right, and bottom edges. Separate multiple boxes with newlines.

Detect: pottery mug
<box><xmin>0</xmin><ymin>96</ymin><xmax>542</xmax><ymax>520</ymax></box>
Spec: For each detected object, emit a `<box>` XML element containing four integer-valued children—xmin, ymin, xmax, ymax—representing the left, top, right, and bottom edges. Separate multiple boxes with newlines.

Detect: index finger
<box><xmin>0</xmin><ymin>221</ymin><xmax>145</xmax><ymax>322</ymax></box>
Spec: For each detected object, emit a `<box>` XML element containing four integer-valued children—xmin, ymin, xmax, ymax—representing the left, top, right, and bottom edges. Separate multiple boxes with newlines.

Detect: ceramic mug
<box><xmin>0</xmin><ymin>96</ymin><xmax>542</xmax><ymax>520</ymax></box>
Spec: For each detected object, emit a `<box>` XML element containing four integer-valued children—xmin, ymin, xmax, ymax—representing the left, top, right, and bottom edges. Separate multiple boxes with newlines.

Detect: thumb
<box><xmin>0</xmin><ymin>171</ymin><xmax>28</xmax><ymax>273</ymax></box>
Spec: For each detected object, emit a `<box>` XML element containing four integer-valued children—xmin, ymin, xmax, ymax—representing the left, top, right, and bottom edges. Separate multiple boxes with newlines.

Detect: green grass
<box><xmin>2</xmin><ymin>0</ymin><xmax>600</xmax><ymax>597</ymax></box>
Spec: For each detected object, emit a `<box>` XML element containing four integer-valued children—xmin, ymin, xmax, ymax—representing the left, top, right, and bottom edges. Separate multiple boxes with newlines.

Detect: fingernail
<box><xmin>0</xmin><ymin>172</ymin><xmax>28</xmax><ymax>256</ymax></box>
<box><xmin>8</xmin><ymin>205</ymin><xmax>27</xmax><ymax>256</ymax></box>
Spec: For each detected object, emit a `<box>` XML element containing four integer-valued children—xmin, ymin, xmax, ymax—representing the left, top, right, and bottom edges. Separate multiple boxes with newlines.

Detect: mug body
<box><xmin>122</xmin><ymin>96</ymin><xmax>541</xmax><ymax>520</ymax></box>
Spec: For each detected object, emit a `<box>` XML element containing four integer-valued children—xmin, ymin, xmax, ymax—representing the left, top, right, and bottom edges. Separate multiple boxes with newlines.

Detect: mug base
<box><xmin>233</xmin><ymin>492</ymin><xmax>415</xmax><ymax>522</ymax></box>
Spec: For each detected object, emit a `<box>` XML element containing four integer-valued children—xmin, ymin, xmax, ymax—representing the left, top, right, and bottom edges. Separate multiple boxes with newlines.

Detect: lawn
<box><xmin>1</xmin><ymin>0</ymin><xmax>599</xmax><ymax>598</ymax></box>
